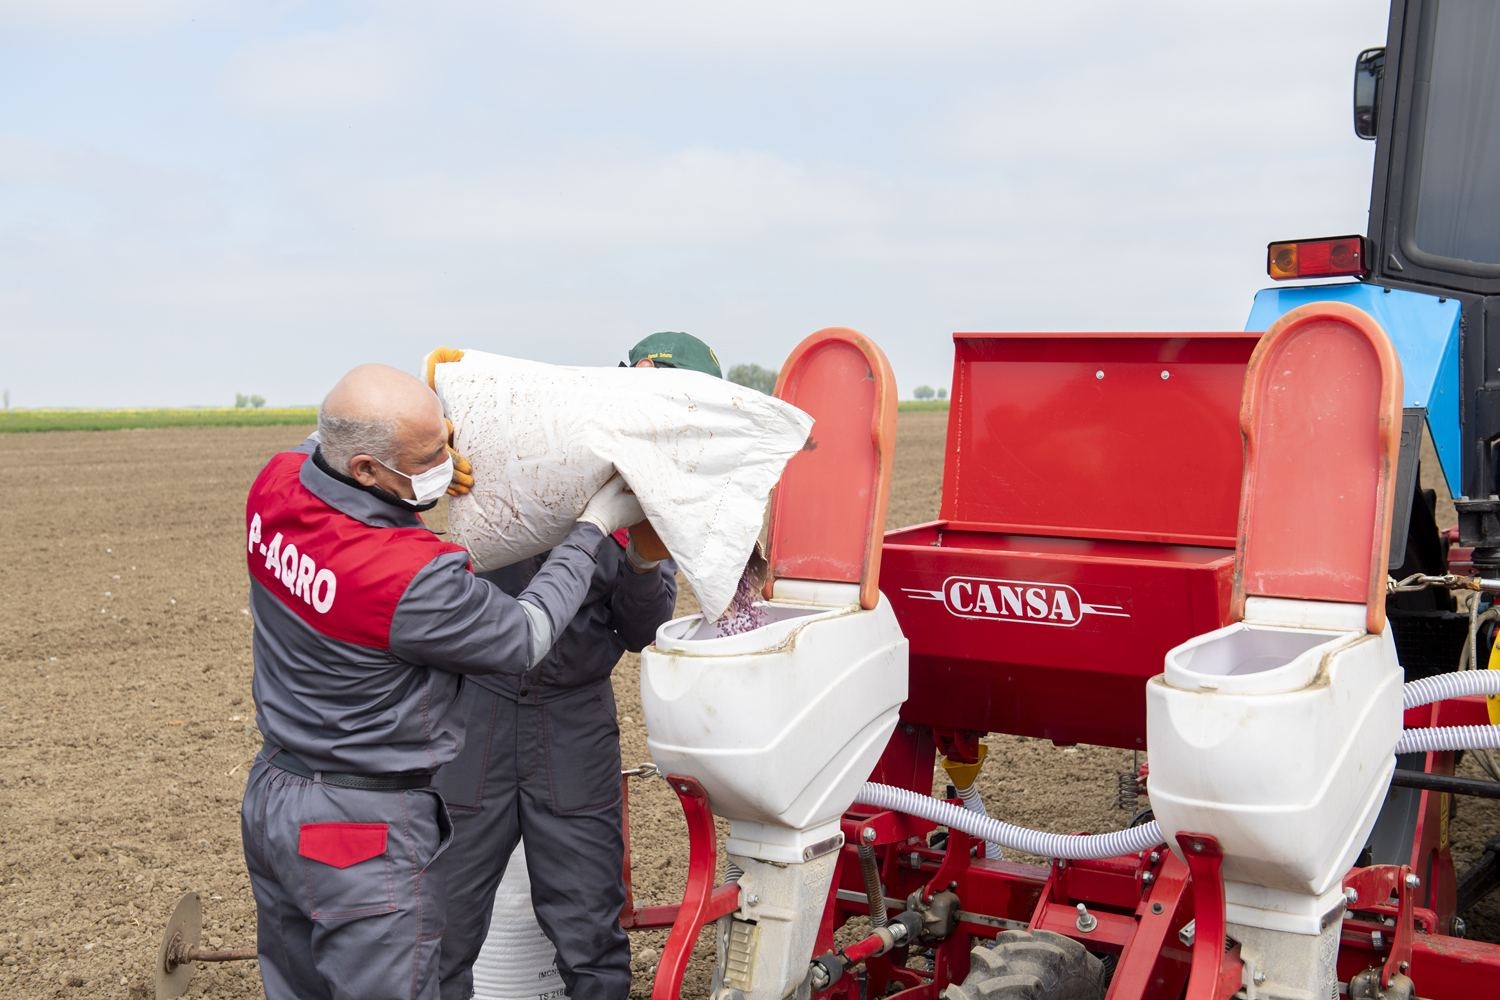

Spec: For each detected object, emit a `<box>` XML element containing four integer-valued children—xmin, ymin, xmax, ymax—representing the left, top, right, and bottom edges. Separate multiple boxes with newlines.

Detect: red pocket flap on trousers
<box><xmin>298</xmin><ymin>822</ymin><xmax>389</xmax><ymax>869</ymax></box>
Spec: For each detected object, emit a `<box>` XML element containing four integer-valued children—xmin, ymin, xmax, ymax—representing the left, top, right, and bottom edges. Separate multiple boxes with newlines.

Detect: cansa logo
<box><xmin>902</xmin><ymin>576</ymin><xmax>1128</xmax><ymax>628</ymax></box>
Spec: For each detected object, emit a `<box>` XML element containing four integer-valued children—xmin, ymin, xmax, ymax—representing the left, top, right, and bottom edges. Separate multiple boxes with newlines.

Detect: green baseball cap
<box><xmin>626</xmin><ymin>331</ymin><xmax>722</xmax><ymax>378</ymax></box>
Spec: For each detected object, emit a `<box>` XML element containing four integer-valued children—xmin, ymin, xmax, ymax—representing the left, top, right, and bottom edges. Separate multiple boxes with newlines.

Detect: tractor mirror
<box><xmin>1354</xmin><ymin>46</ymin><xmax>1384</xmax><ymax>140</ymax></box>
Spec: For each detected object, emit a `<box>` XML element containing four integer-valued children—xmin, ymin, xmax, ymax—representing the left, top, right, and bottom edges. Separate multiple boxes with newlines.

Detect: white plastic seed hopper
<box><xmin>1147</xmin><ymin>302</ymin><xmax>1405</xmax><ymax>999</ymax></box>
<box><xmin>640</xmin><ymin>327</ymin><xmax>909</xmax><ymax>1000</ymax></box>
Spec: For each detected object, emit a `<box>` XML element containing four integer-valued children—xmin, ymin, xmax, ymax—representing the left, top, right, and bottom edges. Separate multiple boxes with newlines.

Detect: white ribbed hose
<box><xmin>953</xmin><ymin>782</ymin><xmax>1004</xmax><ymax>860</ymax></box>
<box><xmin>1399</xmin><ymin>671</ymin><xmax>1500</xmax><ymax>766</ymax></box>
<box><xmin>848</xmin><ymin>676</ymin><xmax>1500</xmax><ymax>865</ymax></box>
<box><xmin>857</xmin><ymin>782</ymin><xmax>1164</xmax><ymax>860</ymax></box>
<box><xmin>1402</xmin><ymin>669</ymin><xmax>1500</xmax><ymax>709</ymax></box>
<box><xmin>1452</xmin><ymin>606</ymin><xmax>1500</xmax><ymax>782</ymax></box>
<box><xmin>1395</xmin><ymin>725</ymin><xmax>1500</xmax><ymax>754</ymax></box>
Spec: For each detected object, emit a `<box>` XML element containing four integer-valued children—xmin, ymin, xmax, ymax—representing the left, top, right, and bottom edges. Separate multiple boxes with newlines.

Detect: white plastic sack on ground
<box><xmin>471</xmin><ymin>840</ymin><xmax>562</xmax><ymax>1000</ymax></box>
<box><xmin>435</xmin><ymin>350</ymin><xmax>813</xmax><ymax>619</ymax></box>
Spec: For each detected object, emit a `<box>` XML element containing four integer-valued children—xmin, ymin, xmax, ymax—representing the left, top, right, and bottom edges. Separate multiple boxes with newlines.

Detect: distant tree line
<box><xmin>726</xmin><ymin>364</ymin><xmax>778</xmax><ymax>395</ymax></box>
<box><xmin>729</xmin><ymin>364</ymin><xmax>949</xmax><ymax>403</ymax></box>
<box><xmin>235</xmin><ymin>393</ymin><xmax>267</xmax><ymax>409</ymax></box>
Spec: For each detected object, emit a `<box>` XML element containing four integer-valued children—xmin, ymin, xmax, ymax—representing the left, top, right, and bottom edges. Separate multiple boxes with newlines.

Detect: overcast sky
<box><xmin>0</xmin><ymin>1</ymin><xmax>1391</xmax><ymax>407</ymax></box>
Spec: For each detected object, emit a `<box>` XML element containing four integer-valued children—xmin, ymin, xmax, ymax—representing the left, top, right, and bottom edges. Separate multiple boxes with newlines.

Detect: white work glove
<box><xmin>578</xmin><ymin>475</ymin><xmax>644</xmax><ymax>536</ymax></box>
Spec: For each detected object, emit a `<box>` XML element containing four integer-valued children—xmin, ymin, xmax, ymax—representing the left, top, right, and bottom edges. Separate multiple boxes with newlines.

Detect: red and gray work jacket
<box><xmin>244</xmin><ymin>441</ymin><xmax>604</xmax><ymax>776</ymax></box>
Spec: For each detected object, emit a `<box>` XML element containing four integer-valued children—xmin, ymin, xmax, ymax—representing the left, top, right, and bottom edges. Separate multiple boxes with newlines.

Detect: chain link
<box><xmin>1387</xmin><ymin>573</ymin><xmax>1485</xmax><ymax>594</ymax></box>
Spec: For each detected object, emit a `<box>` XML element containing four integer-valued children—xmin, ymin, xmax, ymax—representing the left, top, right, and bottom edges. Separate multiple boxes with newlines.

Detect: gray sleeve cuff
<box><xmin>518</xmin><ymin>599</ymin><xmax>553</xmax><ymax>667</ymax></box>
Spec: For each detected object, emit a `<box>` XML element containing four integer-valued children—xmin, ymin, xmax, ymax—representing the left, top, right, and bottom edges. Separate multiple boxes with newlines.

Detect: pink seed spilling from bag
<box><xmin>715</xmin><ymin>545</ymin><xmax>769</xmax><ymax>637</ymax></box>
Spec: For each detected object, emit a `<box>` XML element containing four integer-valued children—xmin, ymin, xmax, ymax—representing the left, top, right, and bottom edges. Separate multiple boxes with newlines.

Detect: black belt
<box><xmin>266</xmin><ymin>747</ymin><xmax>433</xmax><ymax>791</ymax></box>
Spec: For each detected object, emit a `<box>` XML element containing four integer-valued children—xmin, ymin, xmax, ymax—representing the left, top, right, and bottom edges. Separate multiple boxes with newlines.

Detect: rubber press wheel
<box><xmin>942</xmin><ymin>929</ymin><xmax>1106</xmax><ymax>1000</ymax></box>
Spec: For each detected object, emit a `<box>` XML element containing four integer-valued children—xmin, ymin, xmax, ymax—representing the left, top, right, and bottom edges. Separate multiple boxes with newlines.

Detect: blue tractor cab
<box><xmin>1246</xmin><ymin>0</ymin><xmax>1500</xmax><ymax>925</ymax></box>
<box><xmin>1249</xmin><ymin>0</ymin><xmax>1500</xmax><ymax>548</ymax></box>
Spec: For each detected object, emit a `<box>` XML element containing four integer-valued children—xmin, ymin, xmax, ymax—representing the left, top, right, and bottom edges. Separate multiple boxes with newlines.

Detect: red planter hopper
<box><xmin>882</xmin><ymin>332</ymin><xmax>1260</xmax><ymax>749</ymax></box>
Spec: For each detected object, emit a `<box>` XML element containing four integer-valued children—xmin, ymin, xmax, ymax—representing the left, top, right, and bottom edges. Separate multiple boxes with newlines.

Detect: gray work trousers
<box><xmin>241</xmin><ymin>756</ymin><xmax>454</xmax><ymax>1000</ymax></box>
<box><xmin>434</xmin><ymin>680</ymin><xmax>629</xmax><ymax>1000</ymax></box>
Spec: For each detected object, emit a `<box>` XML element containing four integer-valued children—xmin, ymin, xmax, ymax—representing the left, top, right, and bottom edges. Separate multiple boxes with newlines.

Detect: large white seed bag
<box><xmin>435</xmin><ymin>350</ymin><xmax>814</xmax><ymax>618</ymax></box>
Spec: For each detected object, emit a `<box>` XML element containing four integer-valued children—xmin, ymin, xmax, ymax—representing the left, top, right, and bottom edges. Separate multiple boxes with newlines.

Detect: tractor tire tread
<box><xmin>943</xmin><ymin>929</ymin><xmax>1105</xmax><ymax>1000</ymax></box>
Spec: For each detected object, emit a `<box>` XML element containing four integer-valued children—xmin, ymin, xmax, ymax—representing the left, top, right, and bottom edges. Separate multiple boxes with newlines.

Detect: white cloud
<box><xmin>492</xmin><ymin>1</ymin><xmax>1387</xmax><ymax>69</ymax></box>
<box><xmin>223</xmin><ymin>24</ymin><xmax>434</xmax><ymax>116</ymax></box>
<box><xmin>0</xmin><ymin>2</ymin><xmax>1400</xmax><ymax>405</ymax></box>
<box><xmin>500</xmin><ymin>1</ymin><xmax>1099</xmax><ymax>60</ymax></box>
<box><xmin>0</xmin><ymin>133</ymin><xmax>229</xmax><ymax>240</ymax></box>
<box><xmin>323</xmin><ymin>147</ymin><xmax>886</xmax><ymax>247</ymax></box>
<box><xmin>932</xmin><ymin>14</ymin><xmax>1380</xmax><ymax>167</ymax></box>
<box><xmin>0</xmin><ymin>0</ymin><xmax>215</xmax><ymax>30</ymax></box>
<box><xmin>0</xmin><ymin>135</ymin><xmax>73</xmax><ymax>182</ymax></box>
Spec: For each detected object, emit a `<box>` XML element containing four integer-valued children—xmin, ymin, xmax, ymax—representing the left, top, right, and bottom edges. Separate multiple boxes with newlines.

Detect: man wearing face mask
<box><xmin>239</xmin><ymin>363</ymin><xmax>646</xmax><ymax>1000</ymax></box>
<box><xmin>435</xmin><ymin>333</ymin><xmax>723</xmax><ymax>1000</ymax></box>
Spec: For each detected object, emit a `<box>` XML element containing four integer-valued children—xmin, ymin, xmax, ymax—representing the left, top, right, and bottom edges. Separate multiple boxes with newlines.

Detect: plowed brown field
<box><xmin>2</xmin><ymin>413</ymin><xmax>1496</xmax><ymax>999</ymax></box>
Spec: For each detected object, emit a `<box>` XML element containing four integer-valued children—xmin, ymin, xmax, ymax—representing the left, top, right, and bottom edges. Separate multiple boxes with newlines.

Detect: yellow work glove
<box><xmin>424</xmin><ymin>346</ymin><xmax>465</xmax><ymax>390</ymax></box>
<box><xmin>444</xmin><ymin>418</ymin><xmax>474</xmax><ymax>497</ymax></box>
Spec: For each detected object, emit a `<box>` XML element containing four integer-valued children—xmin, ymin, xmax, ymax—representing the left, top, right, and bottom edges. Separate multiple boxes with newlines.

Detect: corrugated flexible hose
<box><xmin>1395</xmin><ymin>725</ymin><xmax>1500</xmax><ymax>754</ymax></box>
<box><xmin>856</xmin><ymin>782</ymin><xmax>1165</xmax><ymax>861</ymax></box>
<box><xmin>1402</xmin><ymin>668</ymin><xmax>1500</xmax><ymax>708</ymax></box>
<box><xmin>848</xmin><ymin>675</ymin><xmax>1500</xmax><ymax>863</ymax></box>
<box><xmin>953</xmin><ymin>781</ymin><xmax>1004</xmax><ymax>860</ymax></box>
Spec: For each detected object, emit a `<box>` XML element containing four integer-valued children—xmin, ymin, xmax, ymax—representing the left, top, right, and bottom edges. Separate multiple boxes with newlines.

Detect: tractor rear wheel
<box><xmin>942</xmin><ymin>929</ymin><xmax>1106</xmax><ymax>1000</ymax></box>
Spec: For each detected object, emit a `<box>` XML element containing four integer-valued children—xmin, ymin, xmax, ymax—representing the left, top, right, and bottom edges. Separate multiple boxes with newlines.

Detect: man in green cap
<box><xmin>626</xmin><ymin>330</ymin><xmax>722</xmax><ymax>378</ymax></box>
<box><xmin>435</xmin><ymin>332</ymin><xmax>722</xmax><ymax>1000</ymax></box>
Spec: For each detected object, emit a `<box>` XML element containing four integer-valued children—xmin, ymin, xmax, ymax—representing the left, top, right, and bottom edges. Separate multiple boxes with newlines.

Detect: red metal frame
<box><xmin>1343</xmin><ymin>864</ymin><xmax>1421</xmax><ymax>989</ymax></box>
<box><xmin>618</xmin><ymin>775</ymin><xmax>739</xmax><ymax>1000</ymax></box>
<box><xmin>1174</xmin><ymin>835</ymin><xmax>1242</xmax><ymax>1000</ymax></box>
<box><xmin>807</xmin><ymin>726</ymin><xmax>1500</xmax><ymax>1000</ymax></box>
<box><xmin>1107</xmin><ymin>849</ymin><xmax>1195</xmax><ymax>1000</ymax></box>
<box><xmin>621</xmin><ymin>322</ymin><xmax>1500</xmax><ymax>998</ymax></box>
<box><xmin>620</xmin><ymin>771</ymin><xmax>684</xmax><ymax>932</ymax></box>
<box><xmin>624</xmin><ymin>697</ymin><xmax>1500</xmax><ymax>1000</ymax></box>
<box><xmin>1396</xmin><ymin>696</ymin><xmax>1487</xmax><ymax>930</ymax></box>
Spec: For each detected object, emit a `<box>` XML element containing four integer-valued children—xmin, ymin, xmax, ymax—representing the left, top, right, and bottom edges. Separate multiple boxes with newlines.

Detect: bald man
<box><xmin>239</xmin><ymin>364</ymin><xmax>646</xmax><ymax>1000</ymax></box>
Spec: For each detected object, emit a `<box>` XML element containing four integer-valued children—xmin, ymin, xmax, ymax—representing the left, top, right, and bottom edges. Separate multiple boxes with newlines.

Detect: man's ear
<box><xmin>348</xmin><ymin>454</ymin><xmax>380</xmax><ymax>487</ymax></box>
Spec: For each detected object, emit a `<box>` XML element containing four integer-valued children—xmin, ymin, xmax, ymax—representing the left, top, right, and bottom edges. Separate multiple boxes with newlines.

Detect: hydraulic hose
<box><xmin>1395</xmin><ymin>725</ymin><xmax>1500</xmax><ymax>755</ymax></box>
<box><xmin>1402</xmin><ymin>669</ymin><xmax>1500</xmax><ymax>709</ymax></box>
<box><xmin>857</xmin><ymin>782</ymin><xmax>1164</xmax><ymax>861</ymax></box>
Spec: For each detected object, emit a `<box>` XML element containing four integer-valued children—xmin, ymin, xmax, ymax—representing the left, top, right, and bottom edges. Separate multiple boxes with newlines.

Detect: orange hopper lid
<box><xmin>765</xmin><ymin>328</ymin><xmax>898</xmax><ymax>611</ymax></box>
<box><xmin>1232</xmin><ymin>302</ymin><xmax>1403</xmax><ymax>635</ymax></box>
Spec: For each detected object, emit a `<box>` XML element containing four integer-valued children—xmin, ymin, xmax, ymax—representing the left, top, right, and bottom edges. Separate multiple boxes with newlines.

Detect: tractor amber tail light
<box><xmin>1266</xmin><ymin>236</ymin><xmax>1367</xmax><ymax>281</ymax></box>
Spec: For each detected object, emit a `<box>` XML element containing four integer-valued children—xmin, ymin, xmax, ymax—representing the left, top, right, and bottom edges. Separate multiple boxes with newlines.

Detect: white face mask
<box><xmin>377</xmin><ymin>454</ymin><xmax>455</xmax><ymax>507</ymax></box>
